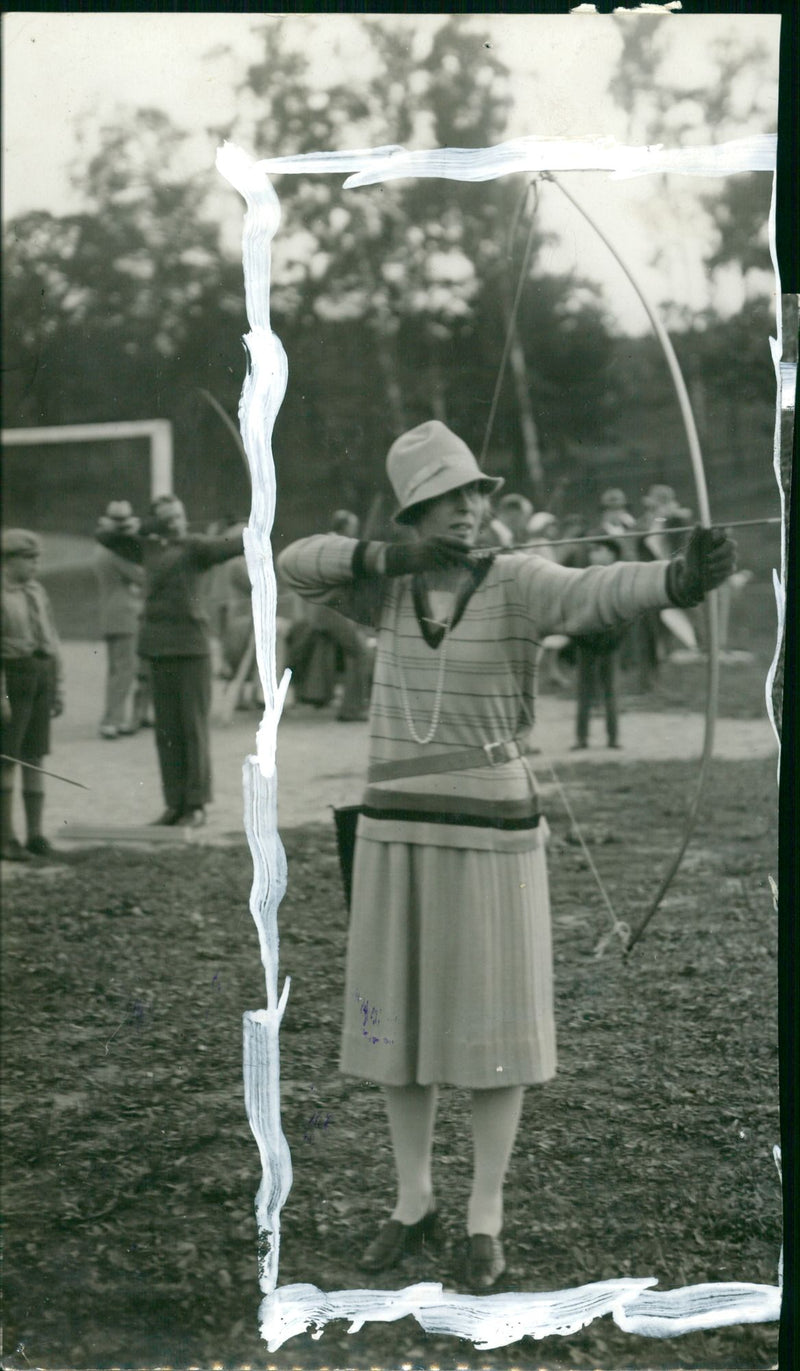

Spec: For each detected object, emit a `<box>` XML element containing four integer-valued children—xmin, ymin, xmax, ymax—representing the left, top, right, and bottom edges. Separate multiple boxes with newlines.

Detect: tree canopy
<box><xmin>2</xmin><ymin>16</ymin><xmax>777</xmax><ymax>537</ymax></box>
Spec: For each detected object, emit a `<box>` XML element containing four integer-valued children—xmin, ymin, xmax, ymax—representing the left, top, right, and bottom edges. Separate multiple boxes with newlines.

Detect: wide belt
<box><xmin>368</xmin><ymin>738</ymin><xmax>525</xmax><ymax>784</ymax></box>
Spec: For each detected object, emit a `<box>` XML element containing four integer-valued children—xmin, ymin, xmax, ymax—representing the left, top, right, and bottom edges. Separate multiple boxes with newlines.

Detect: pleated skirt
<box><xmin>339</xmin><ymin>831</ymin><xmax>557</xmax><ymax>1089</ymax></box>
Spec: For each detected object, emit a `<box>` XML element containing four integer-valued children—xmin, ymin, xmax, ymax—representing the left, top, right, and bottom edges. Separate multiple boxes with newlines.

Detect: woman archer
<box><xmin>277</xmin><ymin>420</ymin><xmax>735</xmax><ymax>1290</ymax></box>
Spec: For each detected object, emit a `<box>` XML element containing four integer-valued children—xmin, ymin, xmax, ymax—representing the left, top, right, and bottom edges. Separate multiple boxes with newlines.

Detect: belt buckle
<box><xmin>483</xmin><ymin>739</ymin><xmax>512</xmax><ymax>765</ymax></box>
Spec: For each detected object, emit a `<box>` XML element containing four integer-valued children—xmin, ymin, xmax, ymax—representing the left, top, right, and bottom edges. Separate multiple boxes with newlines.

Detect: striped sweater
<box><xmin>278</xmin><ymin>536</ymin><xmax>671</xmax><ymax>849</ymax></box>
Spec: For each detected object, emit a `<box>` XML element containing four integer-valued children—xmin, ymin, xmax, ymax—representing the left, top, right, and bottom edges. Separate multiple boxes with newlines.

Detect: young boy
<box><xmin>1</xmin><ymin>529</ymin><xmax>64</xmax><ymax>860</ymax></box>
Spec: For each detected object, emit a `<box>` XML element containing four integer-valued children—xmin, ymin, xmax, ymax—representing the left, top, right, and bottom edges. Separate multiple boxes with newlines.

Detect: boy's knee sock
<box><xmin>22</xmin><ymin>789</ymin><xmax>45</xmax><ymax>841</ymax></box>
<box><xmin>1</xmin><ymin>786</ymin><xmax>16</xmax><ymax>845</ymax></box>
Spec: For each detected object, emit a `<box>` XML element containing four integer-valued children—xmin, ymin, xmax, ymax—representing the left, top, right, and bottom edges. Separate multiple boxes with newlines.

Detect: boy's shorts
<box><xmin>2</xmin><ymin>655</ymin><xmax>55</xmax><ymax>760</ymax></box>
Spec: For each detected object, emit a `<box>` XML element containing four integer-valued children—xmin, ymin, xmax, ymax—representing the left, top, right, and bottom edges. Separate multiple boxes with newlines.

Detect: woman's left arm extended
<box><xmin>278</xmin><ymin>532</ymin><xmax>475</xmax><ymax>624</ymax></box>
<box><xmin>519</xmin><ymin>527</ymin><xmax>736</xmax><ymax>637</ymax></box>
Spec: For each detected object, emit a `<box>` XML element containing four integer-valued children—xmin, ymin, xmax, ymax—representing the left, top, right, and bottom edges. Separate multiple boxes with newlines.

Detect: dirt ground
<box><xmin>1</xmin><ymin>641</ymin><xmax>783</xmax><ymax>1369</ymax></box>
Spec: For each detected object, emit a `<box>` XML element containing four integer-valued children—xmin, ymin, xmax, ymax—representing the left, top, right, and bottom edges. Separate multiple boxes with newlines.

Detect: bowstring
<box><xmin>480</xmin><ymin>175</ymin><xmax>629</xmax><ymax>958</ymax></box>
<box><xmin>513</xmin><ymin>680</ymin><xmax>630</xmax><ymax>959</ymax></box>
<box><xmin>540</xmin><ymin>756</ymin><xmax>631</xmax><ymax>958</ymax></box>
<box><xmin>480</xmin><ymin>179</ymin><xmax>541</xmax><ymax>467</ymax></box>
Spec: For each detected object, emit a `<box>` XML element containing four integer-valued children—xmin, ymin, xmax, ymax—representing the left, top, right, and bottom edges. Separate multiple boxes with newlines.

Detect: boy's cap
<box><xmin>497</xmin><ymin>494</ymin><xmax>533</xmax><ymax>518</ymax></box>
<box><xmin>1</xmin><ymin>528</ymin><xmax>42</xmax><ymax>558</ymax></box>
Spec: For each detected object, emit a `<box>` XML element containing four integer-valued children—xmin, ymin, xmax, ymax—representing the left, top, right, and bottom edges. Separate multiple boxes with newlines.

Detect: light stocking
<box><xmin>467</xmin><ymin>1085</ymin><xmax>524</xmax><ymax>1237</ymax></box>
<box><xmin>382</xmin><ymin>1083</ymin><xmax>438</xmax><ymax>1224</ymax></box>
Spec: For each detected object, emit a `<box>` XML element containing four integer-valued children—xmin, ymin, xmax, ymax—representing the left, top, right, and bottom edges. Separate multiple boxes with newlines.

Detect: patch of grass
<box><xmin>1</xmin><ymin>757</ymin><xmax>780</xmax><ymax>1368</ymax></box>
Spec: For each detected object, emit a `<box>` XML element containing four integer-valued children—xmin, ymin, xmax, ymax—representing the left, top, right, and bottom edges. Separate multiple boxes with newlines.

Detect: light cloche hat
<box><xmin>387</xmin><ymin>421</ymin><xmax>503</xmax><ymax>525</ymax></box>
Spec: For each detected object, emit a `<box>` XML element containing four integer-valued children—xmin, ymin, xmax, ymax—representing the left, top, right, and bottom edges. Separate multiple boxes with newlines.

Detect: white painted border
<box><xmin>216</xmin><ymin>131</ymin><xmax>785</xmax><ymax>1353</ymax></box>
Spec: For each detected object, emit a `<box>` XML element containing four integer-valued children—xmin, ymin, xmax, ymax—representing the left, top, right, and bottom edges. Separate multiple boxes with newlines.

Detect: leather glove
<box><xmin>384</xmin><ymin>537</ymin><xmax>477</xmax><ymax>577</ymax></box>
<box><xmin>51</xmin><ymin>695</ymin><xmax>64</xmax><ymax>718</ymax></box>
<box><xmin>666</xmin><ymin>525</ymin><xmax>737</xmax><ymax>607</ymax></box>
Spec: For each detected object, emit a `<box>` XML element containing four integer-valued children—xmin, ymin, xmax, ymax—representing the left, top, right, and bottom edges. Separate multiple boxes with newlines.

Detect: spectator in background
<box><xmin>640</xmin><ymin>486</ymin><xmax>691</xmax><ymax>556</ymax></box>
<box><xmin>525</xmin><ymin>511</ymin><xmax>560</xmax><ymax>560</ymax></box>
<box><xmin>479</xmin><ymin>508</ymin><xmax>512</xmax><ymax>549</ymax></box>
<box><xmin>493</xmin><ymin>494</ymin><xmax>533</xmax><ymax>548</ymax></box>
<box><xmin>717</xmin><ymin>569</ymin><xmax>755</xmax><ymax>654</ymax></box>
<box><xmin>286</xmin><ymin>510</ymin><xmax>371</xmax><ymax>722</ymax></box>
<box><xmin>93</xmin><ymin>501</ymin><xmax>146</xmax><ymax>739</ymax></box>
<box><xmin>628</xmin><ymin>487</ymin><xmax>693</xmax><ymax>690</ymax></box>
<box><xmin>527</xmin><ymin>512</ymin><xmax>567</xmax><ymax>686</ymax></box>
<box><xmin>95</xmin><ymin>495</ymin><xmax>244</xmax><ymax>827</ymax></box>
<box><xmin>213</xmin><ymin>538</ymin><xmax>263</xmax><ymax>710</ymax></box>
<box><xmin>555</xmin><ymin>514</ymin><xmax>589</xmax><ymax>569</ymax></box>
<box><xmin>331</xmin><ymin>509</ymin><xmax>361</xmax><ymax>539</ymax></box>
<box><xmin>1</xmin><ymin>529</ymin><xmax>64</xmax><ymax>860</ymax></box>
<box><xmin>598</xmin><ymin>488</ymin><xmax>637</xmax><ymax>540</ymax></box>
<box><xmin>216</xmin><ymin>553</ymin><xmax>253</xmax><ymax>672</ymax></box>
<box><xmin>571</xmin><ymin>536</ymin><xmax>626</xmax><ymax>750</ymax></box>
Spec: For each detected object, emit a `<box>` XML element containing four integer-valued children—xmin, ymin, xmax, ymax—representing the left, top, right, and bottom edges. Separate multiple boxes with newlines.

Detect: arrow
<box><xmin>488</xmin><ymin>515</ymin><xmax>781</xmax><ymax>556</ymax></box>
<box><xmin>0</xmin><ymin>755</ymin><xmax>89</xmax><ymax>790</ymax></box>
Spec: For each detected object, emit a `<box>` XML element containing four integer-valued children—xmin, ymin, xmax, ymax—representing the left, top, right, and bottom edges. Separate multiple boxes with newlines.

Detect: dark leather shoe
<box><xmin>1</xmin><ymin>838</ymin><xmax>32</xmax><ymax>863</ymax></box>
<box><xmin>178</xmin><ymin>807</ymin><xmax>206</xmax><ymax>828</ymax></box>
<box><xmin>465</xmin><ymin>1234</ymin><xmax>506</xmax><ymax>1290</ymax></box>
<box><xmin>358</xmin><ymin>1210</ymin><xmax>438</xmax><ymax>1272</ymax></box>
<box><xmin>150</xmin><ymin>809</ymin><xmax>181</xmax><ymax>826</ymax></box>
<box><xmin>26</xmin><ymin>836</ymin><xmax>54</xmax><ymax>857</ymax></box>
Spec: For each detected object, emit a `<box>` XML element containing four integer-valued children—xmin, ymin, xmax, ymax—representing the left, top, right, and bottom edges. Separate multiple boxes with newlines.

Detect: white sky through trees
<box><xmin>2</xmin><ymin>11</ymin><xmax>780</xmax><ymax>335</ymax></box>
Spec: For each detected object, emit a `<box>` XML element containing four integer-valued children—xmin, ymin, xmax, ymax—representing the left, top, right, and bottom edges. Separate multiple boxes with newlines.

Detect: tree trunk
<box><xmin>374</xmin><ymin>327</ymin><xmax>406</xmax><ymax>434</ymax></box>
<box><xmin>428</xmin><ymin>350</ymin><xmax>448</xmax><ymax>423</ymax></box>
<box><xmin>507</xmin><ymin>322</ymin><xmax>544</xmax><ymax>500</ymax></box>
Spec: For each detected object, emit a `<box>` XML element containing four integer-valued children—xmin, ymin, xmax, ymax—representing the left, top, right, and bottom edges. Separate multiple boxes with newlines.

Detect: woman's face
<box><xmin>412</xmin><ymin>483</ymin><xmax>488</xmax><ymax>548</ymax></box>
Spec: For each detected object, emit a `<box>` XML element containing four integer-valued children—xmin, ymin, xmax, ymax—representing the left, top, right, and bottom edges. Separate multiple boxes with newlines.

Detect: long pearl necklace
<box><xmin>395</xmin><ymin>581</ymin><xmax>454</xmax><ymax>746</ymax></box>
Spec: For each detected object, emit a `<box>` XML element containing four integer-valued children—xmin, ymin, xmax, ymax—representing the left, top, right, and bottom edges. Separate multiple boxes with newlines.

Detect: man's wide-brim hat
<box><xmin>105</xmin><ymin>500</ymin><xmax>134</xmax><ymax>523</ymax></box>
<box><xmin>1</xmin><ymin>528</ymin><xmax>42</xmax><ymax>558</ymax></box>
<box><xmin>644</xmin><ymin>485</ymin><xmax>691</xmax><ymax>520</ymax></box>
<box><xmin>527</xmin><ymin>511</ymin><xmax>558</xmax><ymax>535</ymax></box>
<box><xmin>387</xmin><ymin>421</ymin><xmax>503</xmax><ymax>525</ymax></box>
